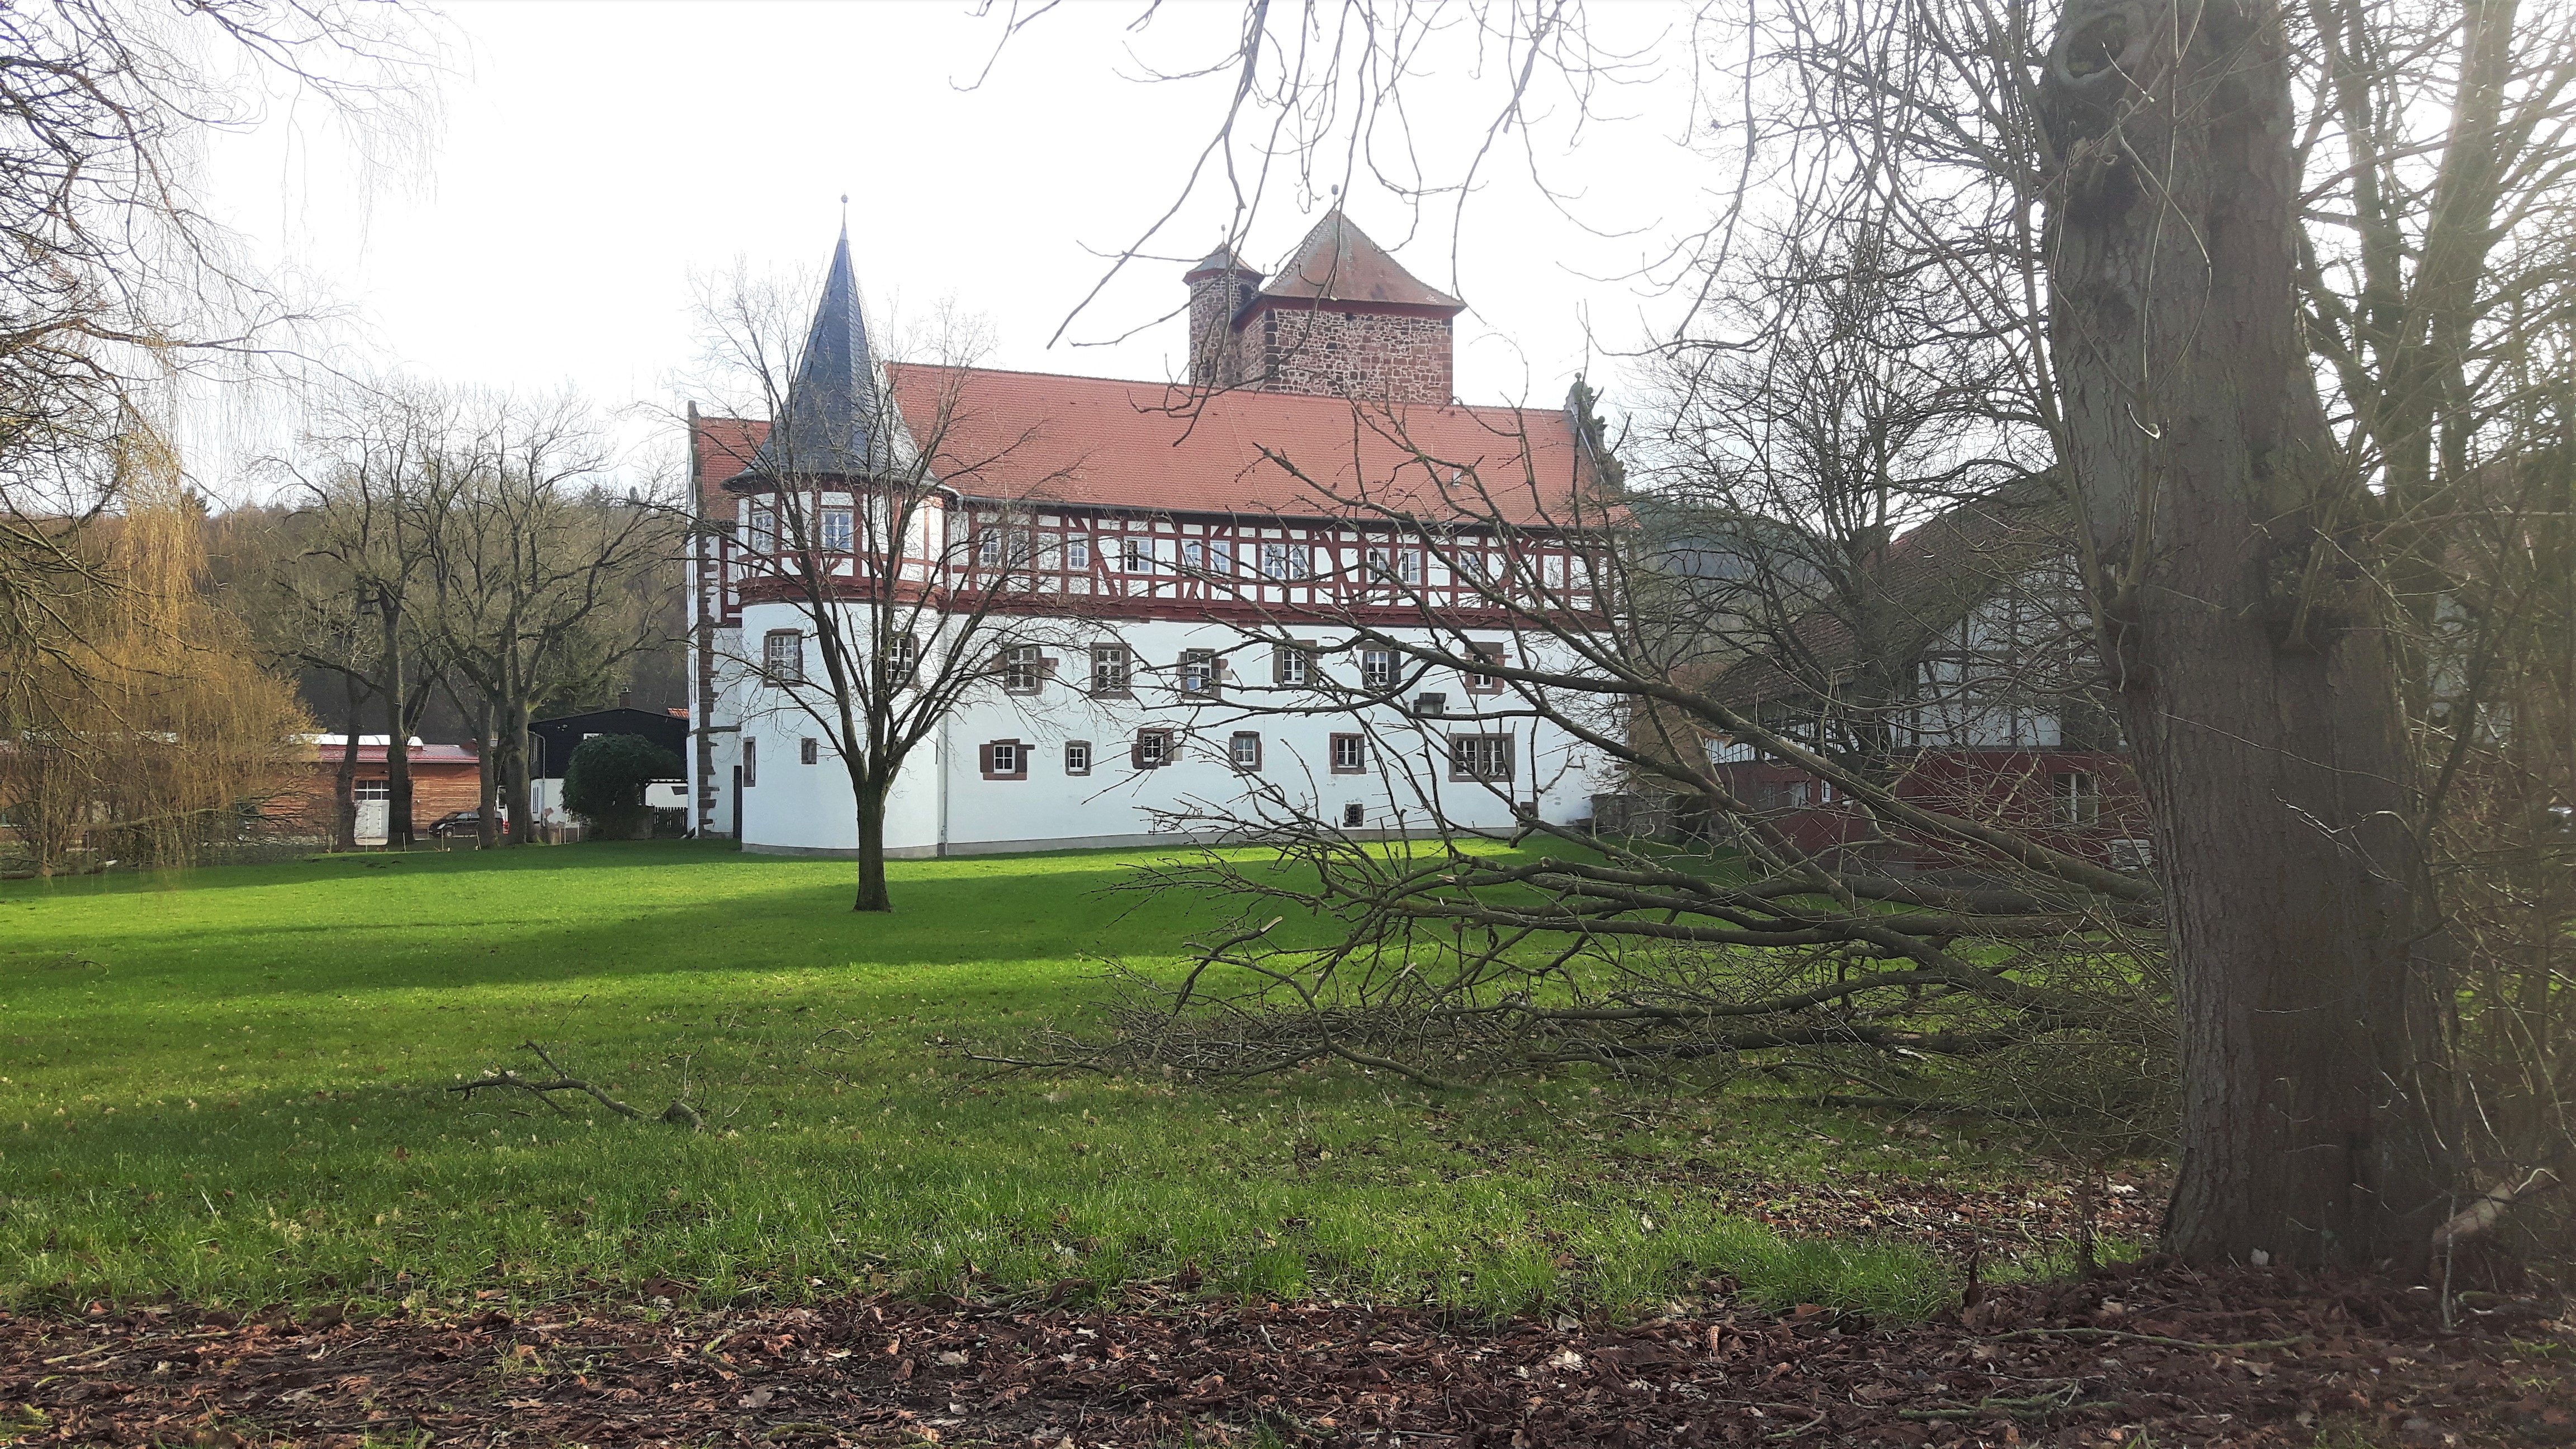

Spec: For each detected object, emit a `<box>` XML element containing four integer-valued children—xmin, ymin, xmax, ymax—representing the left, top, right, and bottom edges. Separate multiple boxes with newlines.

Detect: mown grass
<box><xmin>0</xmin><ymin>842</ymin><xmax>2054</xmax><ymax>1323</ymax></box>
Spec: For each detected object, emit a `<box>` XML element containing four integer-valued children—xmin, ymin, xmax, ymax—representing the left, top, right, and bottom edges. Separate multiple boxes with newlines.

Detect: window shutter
<box><xmin>1041</xmin><ymin>655</ymin><xmax>1059</xmax><ymax>678</ymax></box>
<box><xmin>1131</xmin><ymin>737</ymin><xmax>1148</xmax><ymax>770</ymax></box>
<box><xmin>979</xmin><ymin>742</ymin><xmax>995</xmax><ymax>775</ymax></box>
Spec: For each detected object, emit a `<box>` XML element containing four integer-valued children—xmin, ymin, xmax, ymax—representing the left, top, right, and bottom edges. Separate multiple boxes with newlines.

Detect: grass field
<box><xmin>0</xmin><ymin>842</ymin><xmax>2085</xmax><ymax>1323</ymax></box>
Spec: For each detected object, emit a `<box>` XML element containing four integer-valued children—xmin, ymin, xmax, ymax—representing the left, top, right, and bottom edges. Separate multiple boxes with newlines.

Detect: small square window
<box><xmin>1229</xmin><ymin>731</ymin><xmax>1262</xmax><ymax>770</ymax></box>
<box><xmin>1003</xmin><ymin>643</ymin><xmax>1044</xmax><ymax>693</ymax></box>
<box><xmin>1064</xmin><ymin>741</ymin><xmax>1092</xmax><ymax>776</ymax></box>
<box><xmin>1180</xmin><ymin>648</ymin><xmax>1219</xmax><ymax>697</ymax></box>
<box><xmin>819</xmin><ymin>505</ymin><xmax>854</xmax><ymax>552</ymax></box>
<box><xmin>799</xmin><ymin>737</ymin><xmax>818</xmax><ymax>765</ymax></box>
<box><xmin>1464</xmin><ymin>642</ymin><xmax>1505</xmax><ymax>692</ymax></box>
<box><xmin>1341</xmin><ymin>802</ymin><xmax>1366</xmax><ymax>828</ymax></box>
<box><xmin>1133</xmin><ymin>728</ymin><xmax>1174</xmax><ymax>769</ymax></box>
<box><xmin>1273</xmin><ymin>643</ymin><xmax>1314</xmax><ymax>686</ymax></box>
<box><xmin>981</xmin><ymin>740</ymin><xmax>1028</xmax><ymax>780</ymax></box>
<box><xmin>1448</xmin><ymin>734</ymin><xmax>1514</xmax><ymax>782</ymax></box>
<box><xmin>1329</xmin><ymin>733</ymin><xmax>1367</xmax><ymax>774</ymax></box>
<box><xmin>1361</xmin><ymin>648</ymin><xmax>1396</xmax><ymax>690</ymax></box>
<box><xmin>763</xmin><ymin>629</ymin><xmax>804</xmax><ymax>684</ymax></box>
<box><xmin>1091</xmin><ymin>644</ymin><xmax>1131</xmax><ymax>695</ymax></box>
<box><xmin>1414</xmin><ymin>693</ymin><xmax>1447</xmax><ymax>717</ymax></box>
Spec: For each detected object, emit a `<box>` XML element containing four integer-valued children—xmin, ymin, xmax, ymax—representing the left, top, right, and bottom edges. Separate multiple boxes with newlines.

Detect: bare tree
<box><xmin>0</xmin><ymin>0</ymin><xmax>429</xmax><ymax>727</ymax></box>
<box><xmin>692</xmin><ymin>242</ymin><xmax>1083</xmax><ymax>912</ymax></box>
<box><xmin>416</xmin><ymin>392</ymin><xmax>676</xmax><ymax>847</ymax></box>
<box><xmin>979</xmin><ymin>0</ymin><xmax>2576</xmax><ymax>1268</ymax></box>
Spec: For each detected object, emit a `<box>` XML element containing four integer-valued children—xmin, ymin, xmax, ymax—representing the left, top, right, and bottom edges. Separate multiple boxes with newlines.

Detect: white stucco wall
<box><xmin>728</xmin><ymin>602</ymin><xmax>1606</xmax><ymax>857</ymax></box>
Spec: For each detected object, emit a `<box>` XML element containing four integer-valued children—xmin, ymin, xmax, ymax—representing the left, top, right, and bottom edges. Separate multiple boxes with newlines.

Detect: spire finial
<box><xmin>839</xmin><ymin>193</ymin><xmax>850</xmax><ymax>236</ymax></box>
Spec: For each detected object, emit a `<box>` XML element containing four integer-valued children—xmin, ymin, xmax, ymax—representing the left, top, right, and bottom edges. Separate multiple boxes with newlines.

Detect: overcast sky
<box><xmin>195</xmin><ymin>1</ymin><xmax>1706</xmax><ymax>496</ymax></box>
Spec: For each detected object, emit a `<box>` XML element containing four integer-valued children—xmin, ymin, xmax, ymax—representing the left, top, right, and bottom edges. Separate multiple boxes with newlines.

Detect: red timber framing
<box><xmin>719</xmin><ymin>491</ymin><xmax>1606</xmax><ymax>628</ymax></box>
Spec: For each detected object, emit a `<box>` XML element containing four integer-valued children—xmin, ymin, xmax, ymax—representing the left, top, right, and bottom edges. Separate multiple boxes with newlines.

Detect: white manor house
<box><xmin>685</xmin><ymin>212</ymin><xmax>1614</xmax><ymax>856</ymax></box>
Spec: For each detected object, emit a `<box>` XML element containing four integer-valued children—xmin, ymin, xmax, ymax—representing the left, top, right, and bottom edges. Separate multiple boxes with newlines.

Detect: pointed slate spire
<box><xmin>744</xmin><ymin>221</ymin><xmax>888</xmax><ymax>480</ymax></box>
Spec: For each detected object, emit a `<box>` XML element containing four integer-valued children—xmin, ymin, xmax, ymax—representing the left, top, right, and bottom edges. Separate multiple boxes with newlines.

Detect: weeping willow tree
<box><xmin>0</xmin><ymin>424</ymin><xmax>309</xmax><ymax>874</ymax></box>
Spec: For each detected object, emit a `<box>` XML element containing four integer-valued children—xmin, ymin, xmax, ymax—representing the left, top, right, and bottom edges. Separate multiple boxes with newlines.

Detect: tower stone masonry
<box><xmin>1185</xmin><ymin>211</ymin><xmax>1464</xmax><ymax>405</ymax></box>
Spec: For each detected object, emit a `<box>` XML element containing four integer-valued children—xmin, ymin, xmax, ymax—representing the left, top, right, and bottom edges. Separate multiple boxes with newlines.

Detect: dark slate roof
<box><xmin>1184</xmin><ymin>244</ymin><xmax>1262</xmax><ymax>281</ymax></box>
<box><xmin>740</xmin><ymin>226</ymin><xmax>894</xmax><ymax>482</ymax></box>
<box><xmin>1254</xmin><ymin>210</ymin><xmax>1462</xmax><ymax>311</ymax></box>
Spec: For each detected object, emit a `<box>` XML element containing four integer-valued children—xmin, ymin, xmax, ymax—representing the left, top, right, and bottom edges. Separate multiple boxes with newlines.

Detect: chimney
<box><xmin>1183</xmin><ymin>245</ymin><xmax>1263</xmax><ymax>389</ymax></box>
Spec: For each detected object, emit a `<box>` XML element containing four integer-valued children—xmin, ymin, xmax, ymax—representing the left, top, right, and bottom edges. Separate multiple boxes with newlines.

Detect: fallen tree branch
<box><xmin>448</xmin><ymin>1040</ymin><xmax>697</xmax><ymax>1126</ymax></box>
<box><xmin>2431</xmin><ymin>1166</ymin><xmax>2565</xmax><ymax>1252</ymax></box>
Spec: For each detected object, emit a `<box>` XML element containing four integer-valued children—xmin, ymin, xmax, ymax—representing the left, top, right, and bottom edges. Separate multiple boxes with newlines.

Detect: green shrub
<box><xmin>562</xmin><ymin>733</ymin><xmax>683</xmax><ymax>839</ymax></box>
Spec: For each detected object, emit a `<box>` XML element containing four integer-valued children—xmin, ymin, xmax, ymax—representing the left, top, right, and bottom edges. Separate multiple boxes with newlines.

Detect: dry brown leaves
<box><xmin>1</xmin><ymin>1260</ymin><xmax>2567</xmax><ymax>1448</ymax></box>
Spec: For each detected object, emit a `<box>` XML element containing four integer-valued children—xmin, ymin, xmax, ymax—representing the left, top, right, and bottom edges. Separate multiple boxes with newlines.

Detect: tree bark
<box><xmin>380</xmin><ymin>596</ymin><xmax>414</xmax><ymax>849</ymax></box>
<box><xmin>854</xmin><ymin>779</ymin><xmax>892</xmax><ymax>912</ymax></box>
<box><xmin>502</xmin><ymin>696</ymin><xmax>534</xmax><ymax>847</ymax></box>
<box><xmin>473</xmin><ymin>694</ymin><xmax>500</xmax><ymax>850</ymax></box>
<box><xmin>2042</xmin><ymin>0</ymin><xmax>2454</xmax><ymax>1267</ymax></box>
<box><xmin>333</xmin><ymin>673</ymin><xmax>363</xmax><ymax>852</ymax></box>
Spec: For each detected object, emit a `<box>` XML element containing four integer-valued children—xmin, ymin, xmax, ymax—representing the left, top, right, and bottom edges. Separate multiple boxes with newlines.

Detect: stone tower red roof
<box><xmin>1256</xmin><ymin>210</ymin><xmax>1462</xmax><ymax>312</ymax></box>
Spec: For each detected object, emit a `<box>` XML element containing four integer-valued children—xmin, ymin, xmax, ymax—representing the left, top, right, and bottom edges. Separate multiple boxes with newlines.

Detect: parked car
<box><xmin>427</xmin><ymin>811</ymin><xmax>486</xmax><ymax>838</ymax></box>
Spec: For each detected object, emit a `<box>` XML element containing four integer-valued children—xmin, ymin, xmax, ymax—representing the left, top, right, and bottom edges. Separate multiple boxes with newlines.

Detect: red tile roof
<box><xmin>691</xmin><ymin>413</ymin><xmax>768</xmax><ymax>509</ymax></box>
<box><xmin>883</xmin><ymin>363</ymin><xmax>1588</xmax><ymax>524</ymax></box>
<box><xmin>1256</xmin><ymin>210</ymin><xmax>1462</xmax><ymax>312</ymax></box>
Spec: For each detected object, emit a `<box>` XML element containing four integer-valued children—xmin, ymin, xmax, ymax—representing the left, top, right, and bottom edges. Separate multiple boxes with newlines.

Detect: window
<box><xmin>2053</xmin><ymin>770</ymin><xmax>2101</xmax><ymax>827</ymax></box>
<box><xmin>1786</xmin><ymin>779</ymin><xmax>1833</xmax><ymax>808</ymax></box>
<box><xmin>1329</xmin><ymin>733</ymin><xmax>1368</xmax><ymax>774</ymax></box>
<box><xmin>884</xmin><ymin>633</ymin><xmax>918</xmax><ymax>685</ymax></box>
<box><xmin>981</xmin><ymin>739</ymin><xmax>1028</xmax><ymax>780</ymax></box>
<box><xmin>1208</xmin><ymin>539</ymin><xmax>1233</xmax><ymax>576</ymax></box>
<box><xmin>1229</xmin><ymin>731</ymin><xmax>1262</xmax><ymax>770</ymax></box>
<box><xmin>1003</xmin><ymin>643</ymin><xmax>1045</xmax><ymax>694</ymax></box>
<box><xmin>819</xmin><ymin>506</ymin><xmax>854</xmax><ymax>553</ymax></box>
<box><xmin>1065</xmin><ymin>535</ymin><xmax>1091</xmax><ymax>571</ymax></box>
<box><xmin>799</xmin><ymin>737</ymin><xmax>819</xmax><ymax>766</ymax></box>
<box><xmin>1341</xmin><ymin>802</ymin><xmax>1366</xmax><ymax>828</ymax></box>
<box><xmin>1455</xmin><ymin>549</ymin><xmax>1489</xmax><ymax>585</ymax></box>
<box><xmin>745</xmin><ymin>500</ymin><xmax>777</xmax><ymax>552</ymax></box>
<box><xmin>1259</xmin><ymin>541</ymin><xmax>1310</xmax><ymax>580</ymax></box>
<box><xmin>1091</xmin><ymin>644</ymin><xmax>1131</xmax><ymax>695</ymax></box>
<box><xmin>1178</xmin><ymin>648</ymin><xmax>1219</xmax><ymax>697</ymax></box>
<box><xmin>1448</xmin><ymin>734</ymin><xmax>1516</xmax><ymax>782</ymax></box>
<box><xmin>1117</xmin><ymin>537</ymin><xmax>1154</xmax><ymax>574</ymax></box>
<box><xmin>1064</xmin><ymin>741</ymin><xmax>1092</xmax><ymax>776</ymax></box>
<box><xmin>1181</xmin><ymin>539</ymin><xmax>1205</xmax><ymax>572</ymax></box>
<box><xmin>1132</xmin><ymin>728</ymin><xmax>1174</xmax><ymax>769</ymax></box>
<box><xmin>1361</xmin><ymin>648</ymin><xmax>1397</xmax><ymax>690</ymax></box>
<box><xmin>1414</xmin><ymin>693</ymin><xmax>1447</xmax><ymax>717</ymax></box>
<box><xmin>2108</xmin><ymin>837</ymin><xmax>2154</xmax><ymax>873</ymax></box>
<box><xmin>742</xmin><ymin>738</ymin><xmax>757</xmax><ymax>787</ymax></box>
<box><xmin>763</xmin><ymin>629</ymin><xmax>804</xmax><ymax>683</ymax></box>
<box><xmin>1464</xmin><ymin>642</ymin><xmax>1505</xmax><ymax>692</ymax></box>
<box><xmin>353</xmin><ymin>777</ymin><xmax>389</xmax><ymax>802</ymax></box>
<box><xmin>1368</xmin><ymin>544</ymin><xmax>1424</xmax><ymax>586</ymax></box>
<box><xmin>1273</xmin><ymin>643</ymin><xmax>1315</xmax><ymax>686</ymax></box>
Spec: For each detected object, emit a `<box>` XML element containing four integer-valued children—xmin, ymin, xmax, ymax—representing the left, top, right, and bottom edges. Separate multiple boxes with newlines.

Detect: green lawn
<box><xmin>0</xmin><ymin>842</ymin><xmax>2045</xmax><ymax>1322</ymax></box>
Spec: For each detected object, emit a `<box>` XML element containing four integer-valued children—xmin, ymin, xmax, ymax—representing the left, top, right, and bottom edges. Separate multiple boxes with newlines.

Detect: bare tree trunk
<box><xmin>473</xmin><ymin>694</ymin><xmax>500</xmax><ymax>849</ymax></box>
<box><xmin>854</xmin><ymin>779</ymin><xmax>892</xmax><ymax>912</ymax></box>
<box><xmin>333</xmin><ymin>674</ymin><xmax>363</xmax><ymax>852</ymax></box>
<box><xmin>502</xmin><ymin>695</ymin><xmax>534</xmax><ymax>846</ymax></box>
<box><xmin>380</xmin><ymin>597</ymin><xmax>414</xmax><ymax>849</ymax></box>
<box><xmin>2044</xmin><ymin>0</ymin><xmax>2454</xmax><ymax>1267</ymax></box>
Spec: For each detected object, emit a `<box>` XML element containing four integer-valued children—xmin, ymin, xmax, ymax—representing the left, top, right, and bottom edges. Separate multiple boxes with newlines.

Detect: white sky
<box><xmin>197</xmin><ymin>1</ymin><xmax>1708</xmax><ymax>496</ymax></box>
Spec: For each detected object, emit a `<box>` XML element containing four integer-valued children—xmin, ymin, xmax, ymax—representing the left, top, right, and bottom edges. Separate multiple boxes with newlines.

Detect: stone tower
<box><xmin>1185</xmin><ymin>211</ymin><xmax>1465</xmax><ymax>405</ymax></box>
